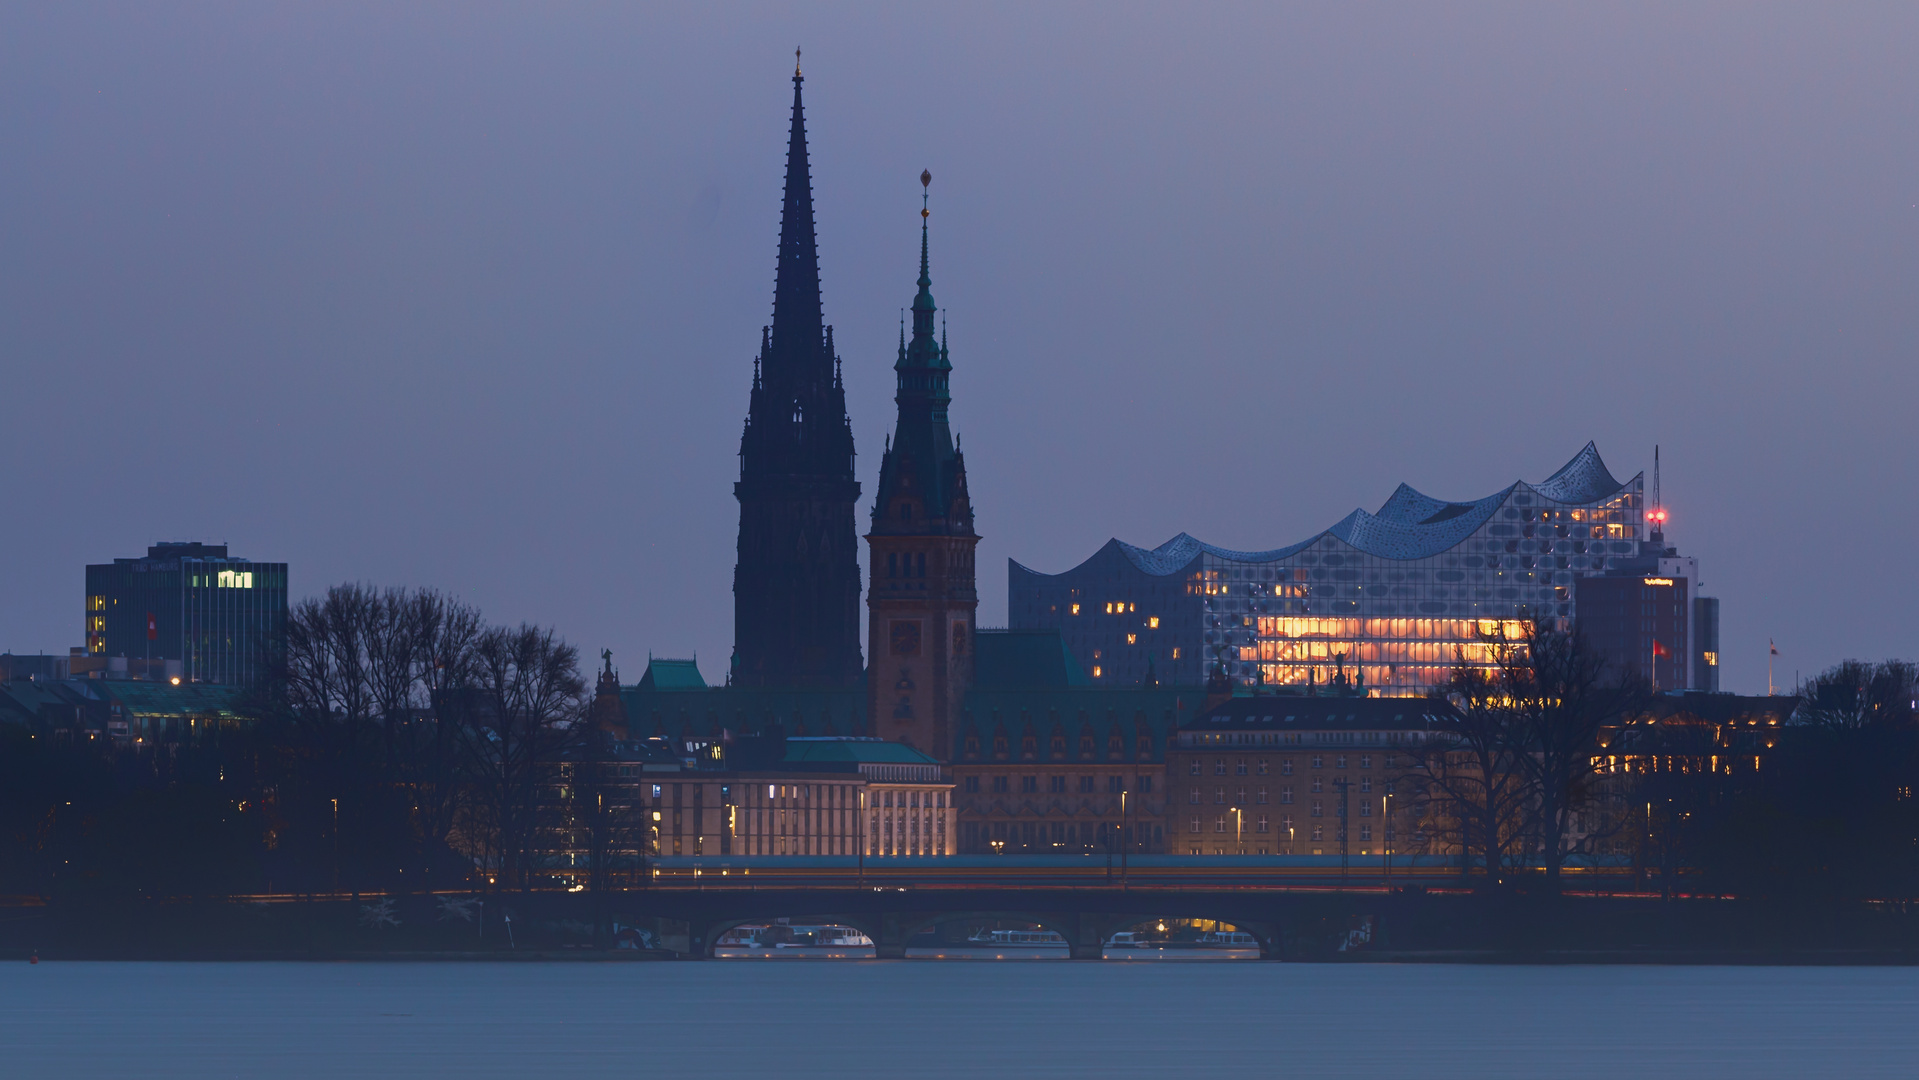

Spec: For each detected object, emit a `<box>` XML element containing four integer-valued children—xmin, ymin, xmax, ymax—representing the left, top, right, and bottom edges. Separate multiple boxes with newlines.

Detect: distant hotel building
<box><xmin>85</xmin><ymin>542</ymin><xmax>288</xmax><ymax>686</ymax></box>
<box><xmin>1011</xmin><ymin>444</ymin><xmax>1719</xmax><ymax>696</ymax></box>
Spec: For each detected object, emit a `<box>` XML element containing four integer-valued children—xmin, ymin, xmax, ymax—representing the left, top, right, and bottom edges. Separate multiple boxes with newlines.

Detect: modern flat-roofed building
<box><xmin>85</xmin><ymin>542</ymin><xmax>288</xmax><ymax>686</ymax></box>
<box><xmin>1011</xmin><ymin>444</ymin><xmax>1718</xmax><ymax>697</ymax></box>
<box><xmin>1574</xmin><ymin>574</ymin><xmax>1691</xmax><ymax>692</ymax></box>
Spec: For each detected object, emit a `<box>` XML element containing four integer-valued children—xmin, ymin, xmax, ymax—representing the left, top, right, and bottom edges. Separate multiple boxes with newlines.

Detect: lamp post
<box><xmin>1120</xmin><ymin>788</ymin><xmax>1130</xmax><ymax>889</ymax></box>
<box><xmin>1384</xmin><ymin>792</ymin><xmax>1393</xmax><ymax>883</ymax></box>
<box><xmin>1231</xmin><ymin>807</ymin><xmax>1243</xmax><ymax>855</ymax></box>
<box><xmin>857</xmin><ymin>788</ymin><xmax>865</xmax><ymax>888</ymax></box>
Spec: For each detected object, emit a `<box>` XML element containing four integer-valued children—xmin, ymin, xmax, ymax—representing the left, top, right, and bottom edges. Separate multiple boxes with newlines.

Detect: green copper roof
<box><xmin>101</xmin><ymin>681</ymin><xmax>250</xmax><ymax>718</ymax></box>
<box><xmin>783</xmin><ymin>736</ymin><xmax>940</xmax><ymax>766</ymax></box>
<box><xmin>972</xmin><ymin>629</ymin><xmax>1090</xmax><ymax>689</ymax></box>
<box><xmin>637</xmin><ymin>658</ymin><xmax>707</xmax><ymax>691</ymax></box>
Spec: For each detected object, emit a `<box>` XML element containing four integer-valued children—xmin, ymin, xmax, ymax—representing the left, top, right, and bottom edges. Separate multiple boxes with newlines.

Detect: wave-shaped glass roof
<box><xmin>1089</xmin><ymin>442</ymin><xmax>1634</xmax><ymax>573</ymax></box>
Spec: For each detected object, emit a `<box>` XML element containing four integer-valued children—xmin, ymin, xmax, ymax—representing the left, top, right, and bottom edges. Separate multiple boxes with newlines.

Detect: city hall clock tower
<box><xmin>866</xmin><ymin>173</ymin><xmax>978</xmax><ymax>758</ymax></box>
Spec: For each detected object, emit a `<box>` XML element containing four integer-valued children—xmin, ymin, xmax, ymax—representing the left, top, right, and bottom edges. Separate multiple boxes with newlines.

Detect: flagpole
<box><xmin>1767</xmin><ymin>640</ymin><xmax>1775</xmax><ymax>697</ymax></box>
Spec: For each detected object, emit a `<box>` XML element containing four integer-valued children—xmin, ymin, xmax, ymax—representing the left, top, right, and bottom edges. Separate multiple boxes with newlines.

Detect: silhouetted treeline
<box><xmin>1660</xmin><ymin>660</ymin><xmax>1919</xmax><ymax>902</ymax></box>
<box><xmin>3</xmin><ymin>595</ymin><xmax>1916</xmax><ymax>914</ymax></box>
<box><xmin>1399</xmin><ymin>627</ymin><xmax>1918</xmax><ymax>903</ymax></box>
<box><xmin>0</xmin><ymin>584</ymin><xmax>640</xmax><ymax>913</ymax></box>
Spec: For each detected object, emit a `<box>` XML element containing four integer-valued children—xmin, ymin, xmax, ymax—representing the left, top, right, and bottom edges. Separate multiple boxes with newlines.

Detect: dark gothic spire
<box><xmin>768</xmin><ymin>58</ymin><xmax>825</xmax><ymax>383</ymax></box>
<box><xmin>732</xmin><ymin>56</ymin><xmax>863</xmax><ymax>690</ymax></box>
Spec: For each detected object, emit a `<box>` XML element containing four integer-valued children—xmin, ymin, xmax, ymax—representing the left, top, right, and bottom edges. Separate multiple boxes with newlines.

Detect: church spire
<box><xmin>768</xmin><ymin>55</ymin><xmax>825</xmax><ymax>378</ymax></box>
<box><xmin>732</xmin><ymin>57</ymin><xmax>863</xmax><ymax>690</ymax></box>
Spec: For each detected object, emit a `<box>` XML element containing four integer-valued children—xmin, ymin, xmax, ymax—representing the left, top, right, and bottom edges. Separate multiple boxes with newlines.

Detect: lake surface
<box><xmin>6</xmin><ymin>960</ymin><xmax>1917</xmax><ymax>1078</ymax></box>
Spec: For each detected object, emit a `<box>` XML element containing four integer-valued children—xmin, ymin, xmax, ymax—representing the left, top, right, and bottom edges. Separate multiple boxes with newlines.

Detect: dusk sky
<box><xmin>3</xmin><ymin>3</ymin><xmax>1914</xmax><ymax>694</ymax></box>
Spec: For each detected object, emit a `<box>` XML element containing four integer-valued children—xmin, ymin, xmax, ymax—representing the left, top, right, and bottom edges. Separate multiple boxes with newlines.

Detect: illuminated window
<box><xmin>1704</xmin><ymin>652</ymin><xmax>1719</xmax><ymax>666</ymax></box>
<box><xmin>1091</xmin><ymin>666</ymin><xmax>1102</xmax><ymax>678</ymax></box>
<box><xmin>1171</xmin><ymin>648</ymin><xmax>1181</xmax><ymax>659</ymax></box>
<box><xmin>1070</xmin><ymin>604</ymin><xmax>1080</xmax><ymax>615</ymax></box>
<box><xmin>216</xmin><ymin>570</ymin><xmax>254</xmax><ymax>589</ymax></box>
<box><xmin>1126</xmin><ymin>634</ymin><xmax>1137</xmax><ymax>645</ymax></box>
<box><xmin>1148</xmin><ymin>616</ymin><xmax>1160</xmax><ymax>629</ymax></box>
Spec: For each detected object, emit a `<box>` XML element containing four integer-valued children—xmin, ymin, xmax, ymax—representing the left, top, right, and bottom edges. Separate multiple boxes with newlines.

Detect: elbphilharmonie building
<box><xmin>1010</xmin><ymin>443</ymin><xmax>1712</xmax><ymax>697</ymax></box>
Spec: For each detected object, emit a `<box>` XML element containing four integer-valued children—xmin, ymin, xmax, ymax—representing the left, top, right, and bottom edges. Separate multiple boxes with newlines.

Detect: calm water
<box><xmin>5</xmin><ymin>960</ymin><xmax>1917</xmax><ymax>1078</ymax></box>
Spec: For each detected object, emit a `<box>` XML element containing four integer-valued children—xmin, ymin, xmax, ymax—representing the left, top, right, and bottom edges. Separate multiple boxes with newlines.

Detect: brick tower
<box><xmin>865</xmin><ymin>172</ymin><xmax>979</xmax><ymax>757</ymax></box>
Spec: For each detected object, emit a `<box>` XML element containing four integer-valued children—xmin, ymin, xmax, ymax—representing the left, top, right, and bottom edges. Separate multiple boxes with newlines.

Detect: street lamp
<box><xmin>1230</xmin><ymin>806</ymin><xmax>1243</xmax><ymax>854</ymax></box>
<box><xmin>1383</xmin><ymin>792</ymin><xmax>1393</xmax><ymax>882</ymax></box>
<box><xmin>1120</xmin><ymin>788</ymin><xmax>1130</xmax><ymax>889</ymax></box>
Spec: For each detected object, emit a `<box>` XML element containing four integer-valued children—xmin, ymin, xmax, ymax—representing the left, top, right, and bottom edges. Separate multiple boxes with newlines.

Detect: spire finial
<box><xmin>795</xmin><ymin>47</ymin><xmax>802</xmax><ymax>79</ymax></box>
<box><xmin>917</xmin><ymin>170</ymin><xmax>932</xmax><ymax>290</ymax></box>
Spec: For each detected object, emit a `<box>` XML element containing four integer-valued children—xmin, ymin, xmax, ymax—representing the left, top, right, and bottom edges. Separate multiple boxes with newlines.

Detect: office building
<box><xmin>85</xmin><ymin>542</ymin><xmax>288</xmax><ymax>686</ymax></box>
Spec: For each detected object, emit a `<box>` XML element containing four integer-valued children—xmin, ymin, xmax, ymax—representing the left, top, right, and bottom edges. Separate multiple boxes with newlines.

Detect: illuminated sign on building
<box><xmin>1642</xmin><ymin>577</ymin><xmax>1674</xmax><ymax>586</ymax></box>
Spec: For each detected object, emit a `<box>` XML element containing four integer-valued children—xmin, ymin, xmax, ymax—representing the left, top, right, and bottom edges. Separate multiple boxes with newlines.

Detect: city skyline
<box><xmin>3</xmin><ymin>5</ymin><xmax>1916</xmax><ymax>693</ymax></box>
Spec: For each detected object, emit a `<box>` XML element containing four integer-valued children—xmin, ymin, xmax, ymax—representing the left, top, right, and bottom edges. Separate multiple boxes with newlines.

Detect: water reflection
<box><xmin>4</xmin><ymin>961</ymin><xmax>1916</xmax><ymax>1078</ymax></box>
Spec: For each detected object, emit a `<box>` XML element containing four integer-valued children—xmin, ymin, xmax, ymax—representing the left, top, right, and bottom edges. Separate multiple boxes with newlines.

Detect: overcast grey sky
<box><xmin>3</xmin><ymin>3</ymin><xmax>1914</xmax><ymax>694</ymax></box>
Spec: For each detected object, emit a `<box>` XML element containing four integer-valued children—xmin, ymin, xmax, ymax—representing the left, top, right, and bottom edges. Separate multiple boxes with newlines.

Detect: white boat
<box><xmin>968</xmin><ymin>928</ymin><xmax>1067</xmax><ymax>947</ymax></box>
<box><xmin>1105</xmin><ymin>931</ymin><xmax>1152</xmax><ymax>948</ymax></box>
<box><xmin>722</xmin><ymin>924</ymin><xmax>873</xmax><ymax>948</ymax></box>
<box><xmin>1197</xmin><ymin>931</ymin><xmax>1257</xmax><ymax>946</ymax></box>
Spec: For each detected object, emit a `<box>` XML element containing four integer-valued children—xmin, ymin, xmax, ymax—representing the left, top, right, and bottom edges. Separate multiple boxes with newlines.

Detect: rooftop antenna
<box><xmin>1649</xmin><ymin>445</ymin><xmax>1666</xmax><ymax>544</ymax></box>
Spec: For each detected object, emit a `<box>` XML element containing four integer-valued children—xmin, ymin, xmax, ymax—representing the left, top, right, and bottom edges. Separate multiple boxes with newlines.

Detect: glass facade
<box><xmin>84</xmin><ymin>543</ymin><xmax>288</xmax><ymax>687</ymax></box>
<box><xmin>1014</xmin><ymin>445</ymin><xmax>1685</xmax><ymax>697</ymax></box>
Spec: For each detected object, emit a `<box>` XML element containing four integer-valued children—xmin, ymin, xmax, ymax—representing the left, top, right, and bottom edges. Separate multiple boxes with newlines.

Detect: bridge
<box><xmin>619</xmin><ymin>855</ymin><xmax>1658</xmax><ymax>958</ymax></box>
<box><xmin>624</xmin><ymin>883</ymin><xmax>1429</xmax><ymax>960</ymax></box>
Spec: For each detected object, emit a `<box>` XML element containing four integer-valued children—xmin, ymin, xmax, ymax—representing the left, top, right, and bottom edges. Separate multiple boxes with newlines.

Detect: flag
<box><xmin>1770</xmin><ymin>640</ymin><xmax>1779</xmax><ymax>657</ymax></box>
<box><xmin>146</xmin><ymin>613</ymin><xmax>157</xmax><ymax>641</ymax></box>
<box><xmin>1652</xmin><ymin>640</ymin><xmax>1670</xmax><ymax>659</ymax></box>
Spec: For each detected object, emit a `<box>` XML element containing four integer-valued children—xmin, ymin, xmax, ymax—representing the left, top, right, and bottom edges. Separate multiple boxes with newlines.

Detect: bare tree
<box><xmin>280</xmin><ymin>584</ymin><xmax>491</xmax><ymax>896</ymax></box>
<box><xmin>1510</xmin><ymin>625</ymin><xmax>1653</xmax><ymax>894</ymax></box>
<box><xmin>403</xmin><ymin>590</ymin><xmax>484</xmax><ymax>888</ymax></box>
<box><xmin>282</xmin><ymin>584</ymin><xmax>384</xmax><ymax>898</ymax></box>
<box><xmin>1408</xmin><ymin>622</ymin><xmax>1652</xmax><ymax>895</ymax></box>
<box><xmin>456</xmin><ymin>624</ymin><xmax>585</xmax><ymax>896</ymax></box>
<box><xmin>560</xmin><ymin>729</ymin><xmax>644</xmax><ymax>944</ymax></box>
<box><xmin>1409</xmin><ymin>659</ymin><xmax>1535</xmax><ymax>891</ymax></box>
<box><xmin>1796</xmin><ymin>660</ymin><xmax>1918</xmax><ymax>731</ymax></box>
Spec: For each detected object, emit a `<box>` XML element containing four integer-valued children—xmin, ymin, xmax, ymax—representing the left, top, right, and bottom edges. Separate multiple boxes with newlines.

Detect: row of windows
<box><xmin>965</xmin><ymin>774</ymin><xmax>1155</xmax><ymax>795</ymax></box>
<box><xmin>1187</xmin><ymin>779</ymin><xmax>1397</xmax><ymax>805</ymax></box>
<box><xmin>1186</xmin><ymin>817</ymin><xmax>1397</xmax><ymax>841</ymax></box>
<box><xmin>1182</xmin><ymin>754</ymin><xmax>1397</xmax><ymax>775</ymax></box>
